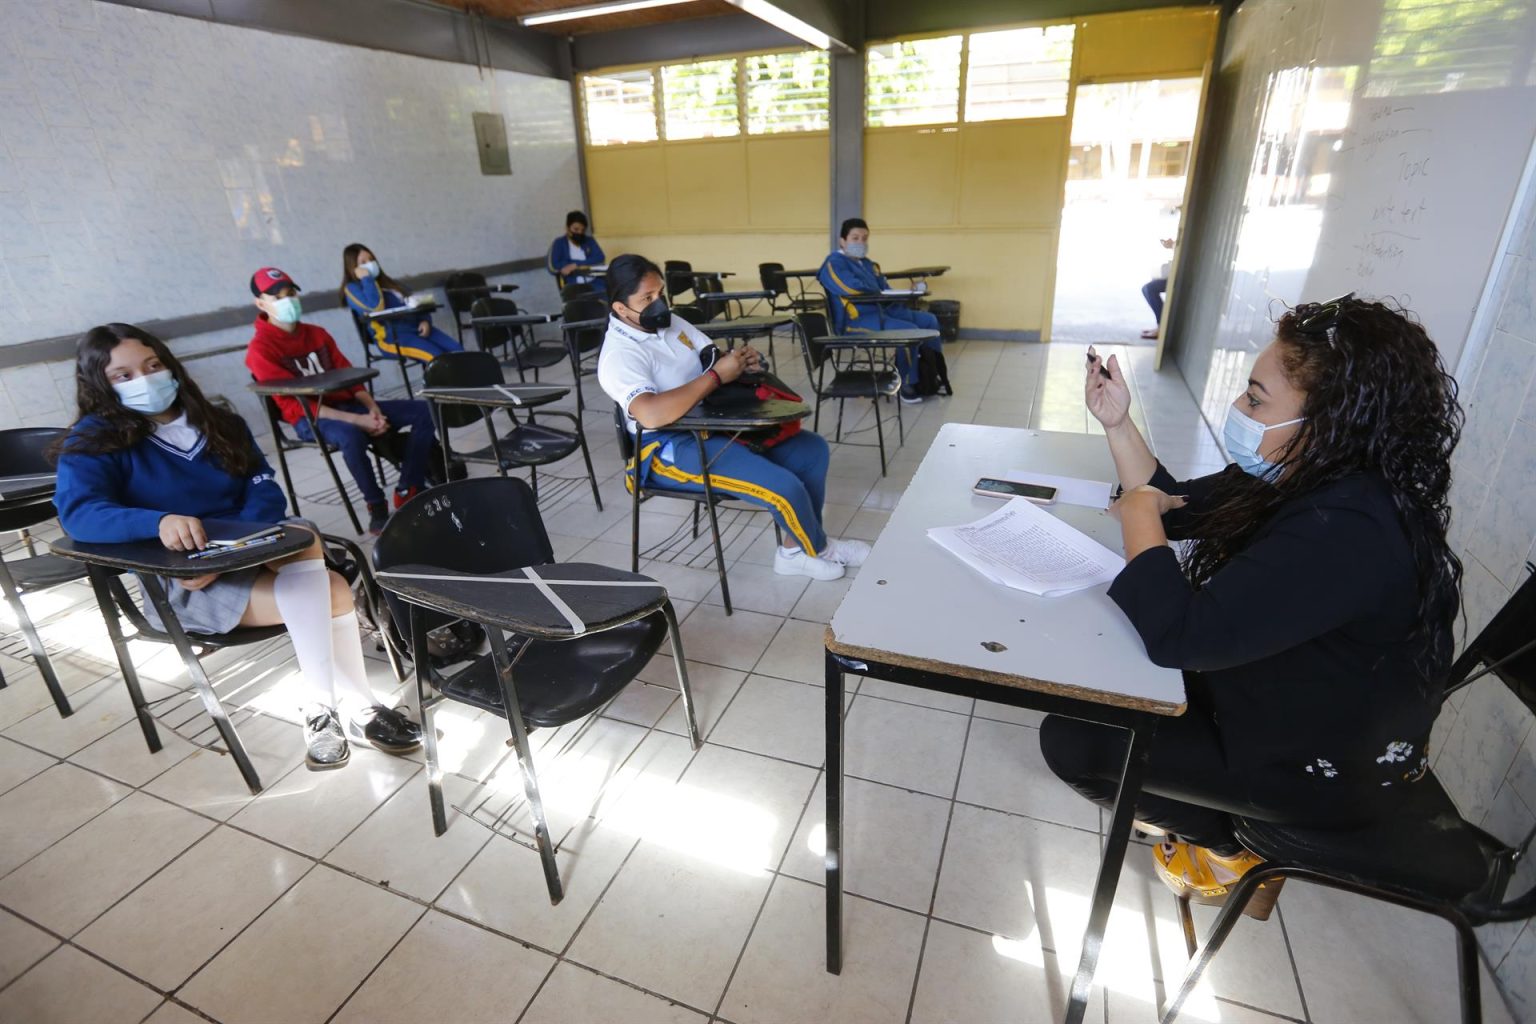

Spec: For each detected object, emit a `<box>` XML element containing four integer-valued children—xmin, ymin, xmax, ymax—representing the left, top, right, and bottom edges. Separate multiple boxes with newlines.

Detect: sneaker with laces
<box><xmin>773</xmin><ymin>545</ymin><xmax>845</xmax><ymax>581</ymax></box>
<box><xmin>899</xmin><ymin>386</ymin><xmax>924</xmax><ymax>405</ymax></box>
<box><xmin>302</xmin><ymin>706</ymin><xmax>350</xmax><ymax>770</ymax></box>
<box><xmin>346</xmin><ymin>704</ymin><xmax>423</xmax><ymax>754</ymax></box>
<box><xmin>823</xmin><ymin>537</ymin><xmax>871</xmax><ymax>567</ymax></box>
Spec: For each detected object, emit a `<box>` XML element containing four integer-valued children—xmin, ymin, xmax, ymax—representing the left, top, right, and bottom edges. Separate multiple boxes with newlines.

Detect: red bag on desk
<box><xmin>700</xmin><ymin>351</ymin><xmax>803</xmax><ymax>454</ymax></box>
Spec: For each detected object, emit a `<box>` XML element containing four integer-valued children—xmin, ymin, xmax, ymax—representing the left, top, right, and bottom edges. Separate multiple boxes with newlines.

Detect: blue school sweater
<box><xmin>54</xmin><ymin>416</ymin><xmax>288</xmax><ymax>544</ymax></box>
<box><xmin>818</xmin><ymin>251</ymin><xmax>890</xmax><ymax>332</ymax></box>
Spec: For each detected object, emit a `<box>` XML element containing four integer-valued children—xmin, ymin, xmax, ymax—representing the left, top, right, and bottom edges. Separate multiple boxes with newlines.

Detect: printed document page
<box><xmin>927</xmin><ymin>497</ymin><xmax>1125</xmax><ymax>597</ymax></box>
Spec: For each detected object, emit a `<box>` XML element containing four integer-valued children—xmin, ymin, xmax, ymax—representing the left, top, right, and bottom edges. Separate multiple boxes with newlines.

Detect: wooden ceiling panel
<box><xmin>431</xmin><ymin>0</ymin><xmax>740</xmax><ymax>34</ymax></box>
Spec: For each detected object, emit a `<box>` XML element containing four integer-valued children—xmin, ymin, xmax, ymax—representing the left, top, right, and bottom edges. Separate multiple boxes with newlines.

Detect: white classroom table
<box><xmin>824</xmin><ymin>422</ymin><xmax>1187</xmax><ymax>1024</ymax></box>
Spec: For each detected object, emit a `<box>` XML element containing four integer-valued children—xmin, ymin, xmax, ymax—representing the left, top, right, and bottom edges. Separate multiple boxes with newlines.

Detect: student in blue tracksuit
<box><xmin>548</xmin><ymin>210</ymin><xmax>607</xmax><ymax>292</ymax></box>
<box><xmin>52</xmin><ymin>322</ymin><xmax>421</xmax><ymax>770</ymax></box>
<box><xmin>340</xmin><ymin>243</ymin><xmax>461</xmax><ymax>362</ymax></box>
<box><xmin>817</xmin><ymin>217</ymin><xmax>946</xmax><ymax>404</ymax></box>
<box><xmin>597</xmin><ymin>254</ymin><xmax>870</xmax><ymax>583</ymax></box>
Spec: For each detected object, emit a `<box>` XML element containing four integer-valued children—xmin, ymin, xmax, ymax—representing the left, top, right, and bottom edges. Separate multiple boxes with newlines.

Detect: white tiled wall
<box><xmin>1433</xmin><ymin>159</ymin><xmax>1536</xmax><ymax>1020</ymax></box>
<box><xmin>0</xmin><ymin>0</ymin><xmax>581</xmax><ymax>424</ymax></box>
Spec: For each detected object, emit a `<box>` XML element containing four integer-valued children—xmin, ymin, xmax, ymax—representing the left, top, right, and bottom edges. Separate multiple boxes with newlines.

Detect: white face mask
<box><xmin>1223</xmin><ymin>404</ymin><xmax>1304</xmax><ymax>479</ymax></box>
<box><xmin>113</xmin><ymin>370</ymin><xmax>180</xmax><ymax>415</ymax></box>
<box><xmin>359</xmin><ymin>260</ymin><xmax>380</xmax><ymax>279</ymax></box>
<box><xmin>844</xmin><ymin>242</ymin><xmax>868</xmax><ymax>259</ymax></box>
<box><xmin>266</xmin><ymin>295</ymin><xmax>303</xmax><ymax>324</ymax></box>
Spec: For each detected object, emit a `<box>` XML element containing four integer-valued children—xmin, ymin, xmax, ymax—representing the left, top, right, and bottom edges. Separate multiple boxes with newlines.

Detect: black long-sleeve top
<box><xmin>1108</xmin><ymin>462</ymin><xmax>1441</xmax><ymax>807</ymax></box>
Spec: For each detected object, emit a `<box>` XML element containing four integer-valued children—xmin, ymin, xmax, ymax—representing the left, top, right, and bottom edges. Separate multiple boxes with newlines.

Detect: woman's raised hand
<box><xmin>1085</xmin><ymin>346</ymin><xmax>1131</xmax><ymax>430</ymax></box>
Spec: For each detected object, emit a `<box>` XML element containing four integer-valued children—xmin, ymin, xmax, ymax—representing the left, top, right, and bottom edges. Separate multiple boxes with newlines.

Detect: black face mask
<box><xmin>631</xmin><ymin>297</ymin><xmax>670</xmax><ymax>332</ymax></box>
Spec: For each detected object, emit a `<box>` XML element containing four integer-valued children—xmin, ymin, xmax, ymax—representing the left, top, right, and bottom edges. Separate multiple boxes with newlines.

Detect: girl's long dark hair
<box><xmin>1183</xmin><ymin>298</ymin><xmax>1464</xmax><ymax>689</ymax></box>
<box><xmin>54</xmin><ymin>323</ymin><xmax>258</xmax><ymax>477</ymax></box>
<box><xmin>340</xmin><ymin>243</ymin><xmax>404</xmax><ymax>306</ymax></box>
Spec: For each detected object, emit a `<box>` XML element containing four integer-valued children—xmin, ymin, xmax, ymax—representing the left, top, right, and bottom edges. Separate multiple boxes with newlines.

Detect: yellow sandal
<box><xmin>1151</xmin><ymin>840</ymin><xmax>1284</xmax><ymax>921</ymax></box>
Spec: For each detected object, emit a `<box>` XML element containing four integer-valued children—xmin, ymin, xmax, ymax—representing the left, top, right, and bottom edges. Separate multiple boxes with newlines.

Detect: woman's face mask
<box><xmin>1223</xmin><ymin>404</ymin><xmax>1303</xmax><ymax>480</ymax></box>
<box><xmin>358</xmin><ymin>260</ymin><xmax>380</xmax><ymax>279</ymax></box>
<box><xmin>628</xmin><ymin>296</ymin><xmax>670</xmax><ymax>332</ymax></box>
<box><xmin>113</xmin><ymin>369</ymin><xmax>180</xmax><ymax>415</ymax></box>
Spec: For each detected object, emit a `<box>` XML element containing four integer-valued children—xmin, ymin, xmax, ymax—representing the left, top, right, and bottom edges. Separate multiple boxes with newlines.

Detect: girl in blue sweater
<box><xmin>53</xmin><ymin>323</ymin><xmax>421</xmax><ymax>770</ymax></box>
<box><xmin>340</xmin><ymin>243</ymin><xmax>461</xmax><ymax>362</ymax></box>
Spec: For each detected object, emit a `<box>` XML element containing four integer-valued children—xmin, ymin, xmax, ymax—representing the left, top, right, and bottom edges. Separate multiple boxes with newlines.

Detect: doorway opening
<box><xmin>1051</xmin><ymin>77</ymin><xmax>1202</xmax><ymax>343</ymax></box>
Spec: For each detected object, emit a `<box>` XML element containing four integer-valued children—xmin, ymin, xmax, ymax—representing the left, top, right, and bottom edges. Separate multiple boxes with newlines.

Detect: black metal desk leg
<box><xmin>1064</xmin><ymin>715</ymin><xmax>1157</xmax><ymax>1024</ymax></box>
<box><xmin>87</xmin><ymin>567</ymin><xmax>158</xmax><ymax>749</ymax></box>
<box><xmin>142</xmin><ymin>576</ymin><xmax>263</xmax><ymax>794</ymax></box>
<box><xmin>824</xmin><ymin>648</ymin><xmax>846</xmax><ymax>974</ymax></box>
<box><xmin>306</xmin><ymin>407</ymin><xmax>364</xmax><ymax>535</ymax></box>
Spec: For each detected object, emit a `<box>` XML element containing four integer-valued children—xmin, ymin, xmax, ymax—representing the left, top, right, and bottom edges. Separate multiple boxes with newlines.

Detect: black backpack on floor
<box><xmin>915</xmin><ymin>347</ymin><xmax>954</xmax><ymax>397</ymax></box>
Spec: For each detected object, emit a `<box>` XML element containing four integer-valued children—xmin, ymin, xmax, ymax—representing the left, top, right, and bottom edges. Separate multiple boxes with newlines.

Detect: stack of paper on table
<box><xmin>927</xmin><ymin>497</ymin><xmax>1125</xmax><ymax>597</ymax></box>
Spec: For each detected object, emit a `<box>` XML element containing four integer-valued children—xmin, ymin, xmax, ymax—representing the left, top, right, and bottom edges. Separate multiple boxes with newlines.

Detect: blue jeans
<box><xmin>642</xmin><ymin>430</ymin><xmax>831</xmax><ymax>555</ymax></box>
<box><xmin>1142</xmin><ymin>278</ymin><xmax>1168</xmax><ymax>323</ymax></box>
<box><xmin>294</xmin><ymin>399</ymin><xmax>437</xmax><ymax>505</ymax></box>
<box><xmin>851</xmin><ymin>306</ymin><xmax>944</xmax><ymax>387</ymax></box>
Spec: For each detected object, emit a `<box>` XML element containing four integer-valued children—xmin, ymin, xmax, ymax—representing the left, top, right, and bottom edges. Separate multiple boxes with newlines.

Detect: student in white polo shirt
<box><xmin>597</xmin><ymin>254</ymin><xmax>869</xmax><ymax>581</ymax></box>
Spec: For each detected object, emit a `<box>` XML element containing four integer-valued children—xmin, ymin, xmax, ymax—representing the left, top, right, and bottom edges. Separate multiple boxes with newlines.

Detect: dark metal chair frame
<box><xmin>1160</xmin><ymin>562</ymin><xmax>1536</xmax><ymax>1024</ymax></box>
<box><xmin>443</xmin><ymin>271</ymin><xmax>517</xmax><ymax>348</ymax></box>
<box><xmin>792</xmin><ymin>311</ymin><xmax>905</xmax><ymax>476</ymax></box>
<box><xmin>349</xmin><ymin>312</ymin><xmax>419</xmax><ymax>399</ymax></box>
<box><xmin>561</xmin><ymin>295</ymin><xmax>608</xmax><ymax>415</ymax></box>
<box><xmin>254</xmin><ymin>385</ymin><xmax>390</xmax><ymax>536</ymax></box>
<box><xmin>471</xmin><ymin>296</ymin><xmax>565</xmax><ymax>384</ymax></box>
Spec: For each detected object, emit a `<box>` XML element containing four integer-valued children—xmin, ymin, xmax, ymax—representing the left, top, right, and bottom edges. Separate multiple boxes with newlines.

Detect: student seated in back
<box><xmin>547</xmin><ymin>210</ymin><xmax>606</xmax><ymax>293</ymax></box>
<box><xmin>53</xmin><ymin>322</ymin><xmax>422</xmax><ymax>770</ymax></box>
<box><xmin>597</xmin><ymin>254</ymin><xmax>870</xmax><ymax>582</ymax></box>
<box><xmin>817</xmin><ymin>217</ymin><xmax>946</xmax><ymax>405</ymax></box>
<box><xmin>340</xmin><ymin>243</ymin><xmax>462</xmax><ymax>361</ymax></box>
<box><xmin>244</xmin><ymin>266</ymin><xmax>438</xmax><ymax>535</ymax></box>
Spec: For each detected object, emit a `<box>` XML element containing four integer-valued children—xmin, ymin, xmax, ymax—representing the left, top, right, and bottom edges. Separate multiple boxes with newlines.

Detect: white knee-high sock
<box><xmin>272</xmin><ymin>559</ymin><xmax>335</xmax><ymax>710</ymax></box>
<box><xmin>329</xmin><ymin>611</ymin><xmax>378</xmax><ymax>718</ymax></box>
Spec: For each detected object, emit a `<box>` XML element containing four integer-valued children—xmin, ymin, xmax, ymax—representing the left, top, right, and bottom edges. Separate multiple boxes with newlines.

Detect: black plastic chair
<box><xmin>349</xmin><ymin>313</ymin><xmax>417</xmax><ymax>399</ymax></box>
<box><xmin>792</xmin><ymin>312</ymin><xmax>904</xmax><ymax>476</ymax></box>
<box><xmin>471</xmin><ymin>296</ymin><xmax>564</xmax><ymax>383</ymax></box>
<box><xmin>561</xmin><ymin>295</ymin><xmax>607</xmax><ymax>414</ymax></box>
<box><xmin>1160</xmin><ymin>562</ymin><xmax>1536</xmax><ymax>1024</ymax></box>
<box><xmin>423</xmin><ymin>351</ymin><xmax>602</xmax><ymax>509</ymax></box>
<box><xmin>253</xmin><ymin>383</ymin><xmax>390</xmax><ymax>536</ymax></box>
<box><xmin>85</xmin><ymin>532</ymin><xmax>400</xmax><ymax>793</ymax></box>
<box><xmin>664</xmin><ymin>259</ymin><xmax>695</xmax><ymax>303</ymax></box>
<box><xmin>759</xmin><ymin>261</ymin><xmax>822</xmax><ymax>315</ymax></box>
<box><xmin>372</xmin><ymin>476</ymin><xmax>698</xmax><ymax>904</ymax></box>
<box><xmin>673</xmin><ymin>304</ymin><xmax>707</xmax><ymax>326</ymax></box>
<box><xmin>0</xmin><ymin>428</ymin><xmax>80</xmax><ymax>718</ymax></box>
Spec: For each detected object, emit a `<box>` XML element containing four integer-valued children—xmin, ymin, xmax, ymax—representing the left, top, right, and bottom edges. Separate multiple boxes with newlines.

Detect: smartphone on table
<box><xmin>973</xmin><ymin>478</ymin><xmax>1058</xmax><ymax>504</ymax></box>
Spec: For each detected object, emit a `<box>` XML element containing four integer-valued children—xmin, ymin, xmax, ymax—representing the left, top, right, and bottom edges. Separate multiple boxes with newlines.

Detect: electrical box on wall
<box><xmin>472</xmin><ymin>112</ymin><xmax>511</xmax><ymax>175</ymax></box>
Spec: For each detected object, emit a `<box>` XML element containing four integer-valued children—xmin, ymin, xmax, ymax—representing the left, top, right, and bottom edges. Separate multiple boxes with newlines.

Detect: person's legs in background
<box><xmin>763</xmin><ymin>430</ymin><xmax>868</xmax><ymax>567</ymax></box>
<box><xmin>1141</xmin><ymin>277</ymin><xmax>1167</xmax><ymax>338</ymax></box>
<box><xmin>295</xmin><ymin>407</ymin><xmax>388</xmax><ymax>529</ymax></box>
<box><xmin>373</xmin><ymin>399</ymin><xmax>438</xmax><ymax>501</ymax></box>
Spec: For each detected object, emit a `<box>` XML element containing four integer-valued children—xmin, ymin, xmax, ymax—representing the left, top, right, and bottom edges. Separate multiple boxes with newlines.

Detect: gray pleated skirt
<box><xmin>137</xmin><ymin>567</ymin><xmax>264</xmax><ymax>636</ymax></box>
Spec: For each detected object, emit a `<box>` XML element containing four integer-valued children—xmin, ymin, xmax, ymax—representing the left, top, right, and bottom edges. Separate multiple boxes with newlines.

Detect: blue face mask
<box><xmin>1223</xmin><ymin>404</ymin><xmax>1303</xmax><ymax>480</ymax></box>
<box><xmin>113</xmin><ymin>370</ymin><xmax>180</xmax><ymax>415</ymax></box>
<box><xmin>844</xmin><ymin>242</ymin><xmax>868</xmax><ymax>259</ymax></box>
<box><xmin>359</xmin><ymin>260</ymin><xmax>380</xmax><ymax>278</ymax></box>
<box><xmin>267</xmin><ymin>295</ymin><xmax>303</xmax><ymax>324</ymax></box>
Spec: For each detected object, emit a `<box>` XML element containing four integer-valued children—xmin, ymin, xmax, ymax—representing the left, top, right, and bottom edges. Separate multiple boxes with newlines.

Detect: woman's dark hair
<box><xmin>840</xmin><ymin>217</ymin><xmax>868</xmax><ymax>239</ymax></box>
<box><xmin>54</xmin><ymin>323</ymin><xmax>258</xmax><ymax>477</ymax></box>
<box><xmin>606</xmin><ymin>253</ymin><xmax>663</xmax><ymax>306</ymax></box>
<box><xmin>339</xmin><ymin>243</ymin><xmax>404</xmax><ymax>307</ymax></box>
<box><xmin>566</xmin><ymin>210</ymin><xmax>589</xmax><ymax>229</ymax></box>
<box><xmin>1183</xmin><ymin>297</ymin><xmax>1464</xmax><ymax>687</ymax></box>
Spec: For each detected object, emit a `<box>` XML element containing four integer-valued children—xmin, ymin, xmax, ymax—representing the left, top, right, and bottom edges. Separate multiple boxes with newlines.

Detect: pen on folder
<box><xmin>187</xmin><ymin>535</ymin><xmax>281</xmax><ymax>561</ymax></box>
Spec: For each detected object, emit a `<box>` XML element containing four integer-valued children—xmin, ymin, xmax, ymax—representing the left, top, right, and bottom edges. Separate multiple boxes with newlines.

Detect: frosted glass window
<box><xmin>662</xmin><ymin>59</ymin><xmax>741</xmax><ymax>140</ymax></box>
<box><xmin>866</xmin><ymin>36</ymin><xmax>963</xmax><ymax>127</ymax></box>
<box><xmin>964</xmin><ymin>24</ymin><xmax>1076</xmax><ymax>122</ymax></box>
<box><xmin>583</xmin><ymin>69</ymin><xmax>658</xmax><ymax>146</ymax></box>
<box><xmin>746</xmin><ymin>50</ymin><xmax>830</xmax><ymax>134</ymax></box>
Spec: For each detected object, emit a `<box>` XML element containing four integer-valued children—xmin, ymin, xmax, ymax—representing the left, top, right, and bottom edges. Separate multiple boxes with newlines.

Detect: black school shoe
<box><xmin>366</xmin><ymin>502</ymin><xmax>389</xmax><ymax>536</ymax></box>
<box><xmin>304</xmin><ymin>707</ymin><xmax>351</xmax><ymax>771</ymax></box>
<box><xmin>347</xmin><ymin>704</ymin><xmax>423</xmax><ymax>754</ymax></box>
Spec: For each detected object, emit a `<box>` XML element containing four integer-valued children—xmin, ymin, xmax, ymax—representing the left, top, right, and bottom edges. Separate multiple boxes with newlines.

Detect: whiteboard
<box><xmin>1302</xmin><ymin>87</ymin><xmax>1536</xmax><ymax>366</ymax></box>
<box><xmin>1168</xmin><ymin>0</ymin><xmax>1536</xmax><ymax>426</ymax></box>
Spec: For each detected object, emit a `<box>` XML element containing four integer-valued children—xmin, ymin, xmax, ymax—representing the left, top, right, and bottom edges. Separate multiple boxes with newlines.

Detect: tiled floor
<box><xmin>0</xmin><ymin>339</ymin><xmax>1518</xmax><ymax>1023</ymax></box>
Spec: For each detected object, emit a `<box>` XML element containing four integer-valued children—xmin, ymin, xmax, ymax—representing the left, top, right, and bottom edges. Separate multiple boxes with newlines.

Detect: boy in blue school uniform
<box><xmin>547</xmin><ymin>210</ymin><xmax>606</xmax><ymax>292</ymax></box>
<box><xmin>817</xmin><ymin>217</ymin><xmax>946</xmax><ymax>403</ymax></box>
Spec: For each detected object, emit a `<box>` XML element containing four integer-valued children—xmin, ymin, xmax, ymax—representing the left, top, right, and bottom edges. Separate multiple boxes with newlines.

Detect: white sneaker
<box><xmin>823</xmin><ymin>537</ymin><xmax>871</xmax><ymax>567</ymax></box>
<box><xmin>774</xmin><ymin>545</ymin><xmax>845</xmax><ymax>581</ymax></box>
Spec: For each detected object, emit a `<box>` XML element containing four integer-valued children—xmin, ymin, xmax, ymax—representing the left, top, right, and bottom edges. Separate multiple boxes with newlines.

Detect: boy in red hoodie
<box><xmin>245</xmin><ymin>266</ymin><xmax>438</xmax><ymax>533</ymax></box>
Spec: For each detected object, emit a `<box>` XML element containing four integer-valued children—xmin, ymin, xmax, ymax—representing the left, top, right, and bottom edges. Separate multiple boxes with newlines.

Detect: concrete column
<box><xmin>829</xmin><ymin>50</ymin><xmax>865</xmax><ymax>248</ymax></box>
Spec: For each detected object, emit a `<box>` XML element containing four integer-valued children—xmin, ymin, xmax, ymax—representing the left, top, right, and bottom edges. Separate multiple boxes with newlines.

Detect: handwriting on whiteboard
<box><xmin>1335</xmin><ymin>103</ymin><xmax>1433</xmax><ymax>282</ymax></box>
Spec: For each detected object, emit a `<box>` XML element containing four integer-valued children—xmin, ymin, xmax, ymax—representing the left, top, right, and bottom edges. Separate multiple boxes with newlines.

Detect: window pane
<box><xmin>662</xmin><ymin>59</ymin><xmax>740</xmax><ymax>140</ymax></box>
<box><xmin>866</xmin><ymin>36</ymin><xmax>963</xmax><ymax>127</ymax></box>
<box><xmin>746</xmin><ymin>50</ymin><xmax>830</xmax><ymax>134</ymax></box>
<box><xmin>582</xmin><ymin>69</ymin><xmax>658</xmax><ymax>146</ymax></box>
<box><xmin>964</xmin><ymin>24</ymin><xmax>1075</xmax><ymax>122</ymax></box>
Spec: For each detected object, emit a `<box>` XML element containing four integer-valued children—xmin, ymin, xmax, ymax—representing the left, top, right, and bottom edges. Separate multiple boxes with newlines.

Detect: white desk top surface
<box><xmin>828</xmin><ymin>423</ymin><xmax>1186</xmax><ymax>714</ymax></box>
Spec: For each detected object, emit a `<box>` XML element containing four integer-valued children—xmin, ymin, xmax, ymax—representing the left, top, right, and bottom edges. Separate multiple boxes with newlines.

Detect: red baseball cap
<box><xmin>250</xmin><ymin>267</ymin><xmax>301</xmax><ymax>296</ymax></box>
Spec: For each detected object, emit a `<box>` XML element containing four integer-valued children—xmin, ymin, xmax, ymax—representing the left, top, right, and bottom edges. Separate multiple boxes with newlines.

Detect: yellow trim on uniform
<box><xmin>822</xmin><ymin>262</ymin><xmax>862</xmax><ymax>323</ymax></box>
<box><xmin>376</xmin><ymin>339</ymin><xmax>438</xmax><ymax>363</ymax></box>
<box><xmin>648</xmin><ymin>457</ymin><xmax>818</xmax><ymax>556</ymax></box>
